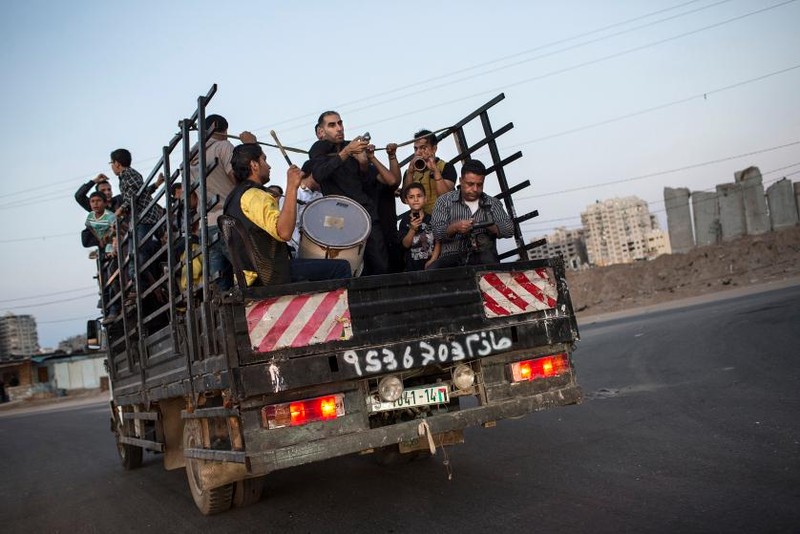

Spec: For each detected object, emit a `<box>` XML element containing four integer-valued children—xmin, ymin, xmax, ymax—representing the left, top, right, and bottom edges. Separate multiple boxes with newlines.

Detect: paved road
<box><xmin>1</xmin><ymin>285</ymin><xmax>798</xmax><ymax>533</ymax></box>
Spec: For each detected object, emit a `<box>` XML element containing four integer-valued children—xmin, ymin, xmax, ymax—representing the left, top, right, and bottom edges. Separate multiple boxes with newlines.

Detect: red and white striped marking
<box><xmin>246</xmin><ymin>288</ymin><xmax>352</xmax><ymax>352</ymax></box>
<box><xmin>480</xmin><ymin>269</ymin><xmax>558</xmax><ymax>318</ymax></box>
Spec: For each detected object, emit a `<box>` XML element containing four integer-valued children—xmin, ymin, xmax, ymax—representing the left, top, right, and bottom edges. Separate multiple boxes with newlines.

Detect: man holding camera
<box><xmin>428</xmin><ymin>159</ymin><xmax>513</xmax><ymax>269</ymax></box>
<box><xmin>402</xmin><ymin>129</ymin><xmax>456</xmax><ymax>215</ymax></box>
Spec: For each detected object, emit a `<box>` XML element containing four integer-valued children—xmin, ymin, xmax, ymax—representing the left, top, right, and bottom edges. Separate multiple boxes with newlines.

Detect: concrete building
<box><xmin>528</xmin><ymin>227</ymin><xmax>589</xmax><ymax>270</ymax></box>
<box><xmin>581</xmin><ymin>196</ymin><xmax>671</xmax><ymax>267</ymax></box>
<box><xmin>766</xmin><ymin>178</ymin><xmax>799</xmax><ymax>230</ymax></box>
<box><xmin>664</xmin><ymin>187</ymin><xmax>694</xmax><ymax>253</ymax></box>
<box><xmin>0</xmin><ymin>313</ymin><xmax>39</xmax><ymax>357</ymax></box>
<box><xmin>691</xmin><ymin>190</ymin><xmax>721</xmax><ymax>247</ymax></box>
<box><xmin>736</xmin><ymin>167</ymin><xmax>770</xmax><ymax>235</ymax></box>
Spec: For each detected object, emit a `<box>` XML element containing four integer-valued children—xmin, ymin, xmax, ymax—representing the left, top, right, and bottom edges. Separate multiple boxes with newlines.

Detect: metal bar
<box><xmin>118</xmin><ymin>436</ymin><xmax>165</xmax><ymax>452</ymax></box>
<box><xmin>479</xmin><ymin>111</ymin><xmax>526</xmax><ymax>260</ymax></box>
<box><xmin>514</xmin><ymin>210</ymin><xmax>539</xmax><ymax>224</ymax></box>
<box><xmin>183</xmin><ymin>448</ymin><xmax>246</xmax><ymax>463</ymax></box>
<box><xmin>485</xmin><ymin>150</ymin><xmax>523</xmax><ymax>176</ymax></box>
<box><xmin>494</xmin><ymin>179</ymin><xmax>530</xmax><ymax>200</ymax></box>
<box><xmin>181</xmin><ymin>407</ymin><xmax>240</xmax><ymax>419</ymax></box>
<box><xmin>122</xmin><ymin>411</ymin><xmax>160</xmax><ymax>421</ymax></box>
<box><xmin>448</xmin><ymin>122</ymin><xmax>514</xmax><ymax>166</ymax></box>
<box><xmin>180</xmin><ymin>119</ymin><xmax>200</xmax><ymax>385</ymax></box>
<box><xmin>498</xmin><ymin>239</ymin><xmax>545</xmax><ymax>260</ymax></box>
<box><xmin>161</xmin><ymin>145</ymin><xmax>180</xmax><ymax>347</ymax></box>
<box><xmin>450</xmin><ymin>93</ymin><xmax>505</xmax><ymax>132</ymax></box>
<box><xmin>195</xmin><ymin>96</ymin><xmax>215</xmax><ymax>359</ymax></box>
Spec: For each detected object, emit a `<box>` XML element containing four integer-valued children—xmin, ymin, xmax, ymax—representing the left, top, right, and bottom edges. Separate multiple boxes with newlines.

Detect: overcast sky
<box><xmin>0</xmin><ymin>0</ymin><xmax>798</xmax><ymax>348</ymax></box>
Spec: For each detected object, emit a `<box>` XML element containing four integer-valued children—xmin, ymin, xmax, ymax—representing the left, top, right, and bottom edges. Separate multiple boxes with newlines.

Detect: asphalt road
<box><xmin>1</xmin><ymin>285</ymin><xmax>798</xmax><ymax>533</ymax></box>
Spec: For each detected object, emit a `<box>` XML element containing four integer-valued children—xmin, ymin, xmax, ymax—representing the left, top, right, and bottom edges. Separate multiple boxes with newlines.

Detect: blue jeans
<box><xmin>290</xmin><ymin>258</ymin><xmax>351</xmax><ymax>282</ymax></box>
<box><xmin>208</xmin><ymin>225</ymin><xmax>233</xmax><ymax>291</ymax></box>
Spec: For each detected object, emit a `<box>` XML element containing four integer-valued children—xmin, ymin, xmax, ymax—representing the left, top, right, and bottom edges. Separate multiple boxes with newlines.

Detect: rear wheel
<box><xmin>232</xmin><ymin>477</ymin><xmax>264</xmax><ymax>508</ymax></box>
<box><xmin>183</xmin><ymin>420</ymin><xmax>233</xmax><ymax>515</ymax></box>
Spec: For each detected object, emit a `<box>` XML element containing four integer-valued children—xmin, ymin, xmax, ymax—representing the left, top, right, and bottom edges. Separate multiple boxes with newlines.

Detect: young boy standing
<box><xmin>398</xmin><ymin>183</ymin><xmax>440</xmax><ymax>271</ymax></box>
<box><xmin>85</xmin><ymin>191</ymin><xmax>116</xmax><ymax>256</ymax></box>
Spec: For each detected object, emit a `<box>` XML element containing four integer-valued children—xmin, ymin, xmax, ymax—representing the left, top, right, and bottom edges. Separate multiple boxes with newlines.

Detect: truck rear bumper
<box><xmin>246</xmin><ymin>384</ymin><xmax>582</xmax><ymax>475</ymax></box>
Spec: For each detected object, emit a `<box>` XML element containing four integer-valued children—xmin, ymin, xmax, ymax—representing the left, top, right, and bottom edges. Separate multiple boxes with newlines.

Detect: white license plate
<box><xmin>368</xmin><ymin>384</ymin><xmax>450</xmax><ymax>413</ymax></box>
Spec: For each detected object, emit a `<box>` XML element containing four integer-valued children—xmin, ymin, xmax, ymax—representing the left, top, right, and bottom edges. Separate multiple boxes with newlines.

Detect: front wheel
<box><xmin>113</xmin><ymin>411</ymin><xmax>142</xmax><ymax>470</ymax></box>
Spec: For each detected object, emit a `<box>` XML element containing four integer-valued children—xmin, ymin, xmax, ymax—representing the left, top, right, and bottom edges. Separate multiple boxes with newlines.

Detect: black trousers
<box><xmin>361</xmin><ymin>224</ymin><xmax>389</xmax><ymax>276</ymax></box>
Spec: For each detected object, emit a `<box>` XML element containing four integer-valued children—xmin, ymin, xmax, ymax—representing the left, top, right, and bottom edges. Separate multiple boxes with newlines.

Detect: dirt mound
<box><xmin>565</xmin><ymin>225</ymin><xmax>800</xmax><ymax>316</ymax></box>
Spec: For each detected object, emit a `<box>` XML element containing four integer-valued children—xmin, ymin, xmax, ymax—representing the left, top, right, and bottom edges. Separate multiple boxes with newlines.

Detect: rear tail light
<box><xmin>509</xmin><ymin>353</ymin><xmax>570</xmax><ymax>382</ymax></box>
<box><xmin>261</xmin><ymin>394</ymin><xmax>345</xmax><ymax>429</ymax></box>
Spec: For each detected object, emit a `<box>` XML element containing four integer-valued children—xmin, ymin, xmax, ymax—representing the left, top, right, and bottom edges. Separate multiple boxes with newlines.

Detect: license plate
<box><xmin>368</xmin><ymin>384</ymin><xmax>450</xmax><ymax>413</ymax></box>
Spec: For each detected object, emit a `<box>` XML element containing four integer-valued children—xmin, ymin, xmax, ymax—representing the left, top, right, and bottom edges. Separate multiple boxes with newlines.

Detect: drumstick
<box><xmin>270</xmin><ymin>130</ymin><xmax>293</xmax><ymax>166</ymax></box>
<box><xmin>223</xmin><ymin>134</ymin><xmax>308</xmax><ymax>154</ymax></box>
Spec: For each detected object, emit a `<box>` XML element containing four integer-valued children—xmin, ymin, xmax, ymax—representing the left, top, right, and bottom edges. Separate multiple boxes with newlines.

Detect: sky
<box><xmin>0</xmin><ymin>0</ymin><xmax>798</xmax><ymax>348</ymax></box>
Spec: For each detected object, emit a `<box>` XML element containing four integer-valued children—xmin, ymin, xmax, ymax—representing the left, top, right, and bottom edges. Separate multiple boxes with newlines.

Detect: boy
<box><xmin>85</xmin><ymin>191</ymin><xmax>116</xmax><ymax>256</ymax></box>
<box><xmin>398</xmin><ymin>183</ymin><xmax>440</xmax><ymax>271</ymax></box>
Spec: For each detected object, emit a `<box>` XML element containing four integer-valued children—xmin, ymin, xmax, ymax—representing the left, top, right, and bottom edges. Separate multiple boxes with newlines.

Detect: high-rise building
<box><xmin>0</xmin><ymin>313</ymin><xmax>40</xmax><ymax>356</ymax></box>
<box><xmin>528</xmin><ymin>227</ymin><xmax>589</xmax><ymax>270</ymax></box>
<box><xmin>580</xmin><ymin>196</ymin><xmax>671</xmax><ymax>267</ymax></box>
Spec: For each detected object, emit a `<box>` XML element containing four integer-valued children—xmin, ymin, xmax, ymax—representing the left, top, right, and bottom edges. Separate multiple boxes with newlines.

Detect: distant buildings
<box><xmin>528</xmin><ymin>227</ymin><xmax>590</xmax><ymax>270</ymax></box>
<box><xmin>529</xmin><ymin>196</ymin><xmax>670</xmax><ymax>269</ymax></box>
<box><xmin>0</xmin><ymin>313</ymin><xmax>40</xmax><ymax>357</ymax></box>
<box><xmin>580</xmin><ymin>196</ymin><xmax>671</xmax><ymax>267</ymax></box>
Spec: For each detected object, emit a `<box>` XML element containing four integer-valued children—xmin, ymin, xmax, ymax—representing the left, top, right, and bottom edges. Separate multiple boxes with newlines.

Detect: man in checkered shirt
<box><xmin>109</xmin><ymin>148</ymin><xmax>163</xmax><ymax>280</ymax></box>
<box><xmin>428</xmin><ymin>159</ymin><xmax>513</xmax><ymax>269</ymax></box>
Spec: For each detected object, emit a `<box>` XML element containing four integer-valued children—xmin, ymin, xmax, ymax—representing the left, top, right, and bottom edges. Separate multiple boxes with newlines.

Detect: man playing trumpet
<box><xmin>402</xmin><ymin>129</ymin><xmax>456</xmax><ymax>215</ymax></box>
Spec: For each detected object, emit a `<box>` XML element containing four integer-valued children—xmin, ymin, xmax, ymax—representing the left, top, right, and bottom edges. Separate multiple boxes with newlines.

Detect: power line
<box><xmin>0</xmin><ymin>232</ymin><xmax>75</xmax><ymax>244</ymax></box>
<box><xmin>2</xmin><ymin>293</ymin><xmax>97</xmax><ymax>310</ymax></box>
<box><xmin>337</xmin><ymin>0</ymin><xmax>797</xmax><ymax>137</ymax></box>
<box><xmin>257</xmin><ymin>0</ymin><xmax>725</xmax><ymax>135</ymax></box>
<box><xmin>0</xmin><ymin>286</ymin><xmax>97</xmax><ymax>304</ymax></box>
<box><xmin>516</xmin><ymin>141</ymin><xmax>800</xmax><ymax>200</ymax></box>
<box><xmin>505</xmin><ymin>64</ymin><xmax>800</xmax><ymax>149</ymax></box>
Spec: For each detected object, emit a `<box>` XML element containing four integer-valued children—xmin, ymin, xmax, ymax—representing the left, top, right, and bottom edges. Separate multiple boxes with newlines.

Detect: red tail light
<box><xmin>262</xmin><ymin>394</ymin><xmax>345</xmax><ymax>429</ymax></box>
<box><xmin>510</xmin><ymin>353</ymin><xmax>570</xmax><ymax>382</ymax></box>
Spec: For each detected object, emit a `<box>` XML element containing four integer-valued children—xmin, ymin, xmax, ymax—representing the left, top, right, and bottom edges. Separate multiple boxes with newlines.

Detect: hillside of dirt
<box><xmin>565</xmin><ymin>225</ymin><xmax>800</xmax><ymax>317</ymax></box>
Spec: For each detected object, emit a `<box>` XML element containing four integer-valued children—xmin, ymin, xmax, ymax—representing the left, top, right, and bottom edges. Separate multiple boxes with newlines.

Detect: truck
<box><xmin>94</xmin><ymin>85</ymin><xmax>582</xmax><ymax>515</ymax></box>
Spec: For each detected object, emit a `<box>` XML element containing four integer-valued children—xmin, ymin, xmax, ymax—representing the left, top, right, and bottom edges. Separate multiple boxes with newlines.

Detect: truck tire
<box><xmin>232</xmin><ymin>477</ymin><xmax>264</xmax><ymax>508</ymax></box>
<box><xmin>183</xmin><ymin>420</ymin><xmax>233</xmax><ymax>515</ymax></box>
<box><xmin>114</xmin><ymin>414</ymin><xmax>143</xmax><ymax>470</ymax></box>
<box><xmin>118</xmin><ymin>441</ymin><xmax>143</xmax><ymax>470</ymax></box>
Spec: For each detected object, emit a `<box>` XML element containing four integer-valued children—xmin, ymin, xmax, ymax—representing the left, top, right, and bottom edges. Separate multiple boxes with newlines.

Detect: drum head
<box><xmin>300</xmin><ymin>195</ymin><xmax>371</xmax><ymax>248</ymax></box>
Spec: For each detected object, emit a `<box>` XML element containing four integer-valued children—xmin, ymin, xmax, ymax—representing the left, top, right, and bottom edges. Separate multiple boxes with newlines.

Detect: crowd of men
<box><xmin>77</xmin><ymin>111</ymin><xmax>515</xmax><ymax>295</ymax></box>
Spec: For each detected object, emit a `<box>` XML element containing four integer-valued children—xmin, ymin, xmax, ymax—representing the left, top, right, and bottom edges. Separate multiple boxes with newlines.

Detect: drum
<box><xmin>298</xmin><ymin>195</ymin><xmax>372</xmax><ymax>277</ymax></box>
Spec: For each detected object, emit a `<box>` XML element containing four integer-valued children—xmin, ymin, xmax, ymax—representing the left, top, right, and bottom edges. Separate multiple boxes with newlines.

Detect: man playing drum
<box><xmin>308</xmin><ymin>111</ymin><xmax>400</xmax><ymax>275</ymax></box>
<box><xmin>222</xmin><ymin>138</ymin><xmax>350</xmax><ymax>286</ymax></box>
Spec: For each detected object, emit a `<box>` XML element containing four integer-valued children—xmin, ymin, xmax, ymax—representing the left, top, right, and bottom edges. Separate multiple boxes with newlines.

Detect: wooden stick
<box><xmin>224</xmin><ymin>134</ymin><xmax>308</xmax><ymax>155</ymax></box>
<box><xmin>270</xmin><ymin>130</ymin><xmax>293</xmax><ymax>166</ymax></box>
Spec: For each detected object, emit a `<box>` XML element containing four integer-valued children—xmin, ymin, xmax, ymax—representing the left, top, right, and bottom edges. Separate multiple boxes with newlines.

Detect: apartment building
<box><xmin>581</xmin><ymin>197</ymin><xmax>671</xmax><ymax>267</ymax></box>
<box><xmin>0</xmin><ymin>313</ymin><xmax>40</xmax><ymax>357</ymax></box>
<box><xmin>528</xmin><ymin>227</ymin><xmax>589</xmax><ymax>270</ymax></box>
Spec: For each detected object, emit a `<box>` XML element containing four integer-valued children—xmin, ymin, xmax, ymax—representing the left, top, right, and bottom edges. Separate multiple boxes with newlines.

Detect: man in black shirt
<box><xmin>308</xmin><ymin>111</ymin><xmax>400</xmax><ymax>275</ymax></box>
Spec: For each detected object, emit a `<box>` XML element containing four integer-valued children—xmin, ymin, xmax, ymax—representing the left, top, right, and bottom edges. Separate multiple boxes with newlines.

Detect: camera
<box><xmin>413</xmin><ymin>158</ymin><xmax>427</xmax><ymax>171</ymax></box>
